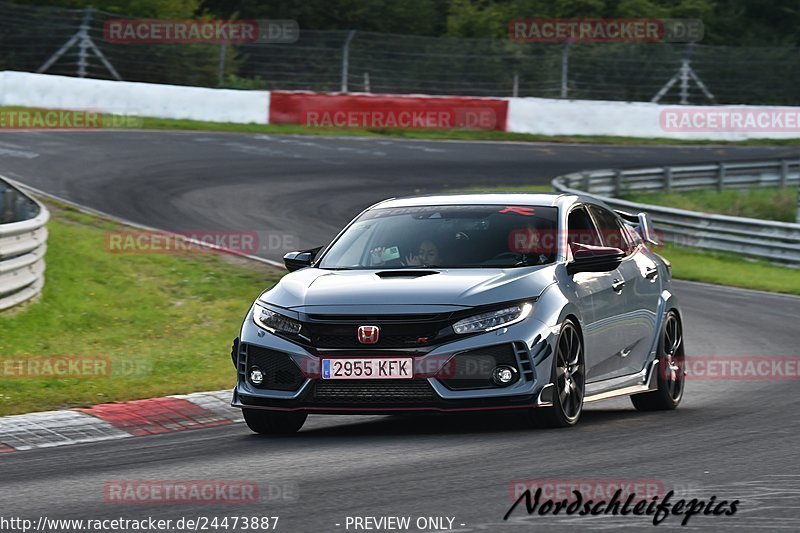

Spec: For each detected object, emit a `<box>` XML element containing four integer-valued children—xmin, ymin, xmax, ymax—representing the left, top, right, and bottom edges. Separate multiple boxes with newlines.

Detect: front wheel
<box><xmin>631</xmin><ymin>311</ymin><xmax>685</xmax><ymax>411</ymax></box>
<box><xmin>525</xmin><ymin>319</ymin><xmax>585</xmax><ymax>428</ymax></box>
<box><xmin>243</xmin><ymin>409</ymin><xmax>307</xmax><ymax>435</ymax></box>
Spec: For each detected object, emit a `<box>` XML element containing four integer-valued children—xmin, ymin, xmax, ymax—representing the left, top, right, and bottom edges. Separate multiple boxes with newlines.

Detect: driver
<box><xmin>370</xmin><ymin>239</ymin><xmax>442</xmax><ymax>267</ymax></box>
<box><xmin>404</xmin><ymin>240</ymin><xmax>441</xmax><ymax>266</ymax></box>
<box><xmin>506</xmin><ymin>223</ymin><xmax>554</xmax><ymax>265</ymax></box>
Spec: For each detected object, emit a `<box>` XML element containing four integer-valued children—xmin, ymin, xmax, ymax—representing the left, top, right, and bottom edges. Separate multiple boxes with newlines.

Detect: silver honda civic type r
<box><xmin>231</xmin><ymin>193</ymin><xmax>686</xmax><ymax>434</ymax></box>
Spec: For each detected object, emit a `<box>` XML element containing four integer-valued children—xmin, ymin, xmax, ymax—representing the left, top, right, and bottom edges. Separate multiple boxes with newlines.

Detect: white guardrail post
<box><xmin>552</xmin><ymin>158</ymin><xmax>800</xmax><ymax>265</ymax></box>
<box><xmin>0</xmin><ymin>177</ymin><xmax>49</xmax><ymax>311</ymax></box>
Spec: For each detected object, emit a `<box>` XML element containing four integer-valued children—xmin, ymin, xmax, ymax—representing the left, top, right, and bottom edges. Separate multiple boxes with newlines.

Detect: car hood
<box><xmin>259</xmin><ymin>267</ymin><xmax>557</xmax><ymax>311</ymax></box>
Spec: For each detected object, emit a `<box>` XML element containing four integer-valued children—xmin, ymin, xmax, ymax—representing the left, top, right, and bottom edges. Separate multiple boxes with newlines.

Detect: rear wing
<box><xmin>615</xmin><ymin>209</ymin><xmax>659</xmax><ymax>246</ymax></box>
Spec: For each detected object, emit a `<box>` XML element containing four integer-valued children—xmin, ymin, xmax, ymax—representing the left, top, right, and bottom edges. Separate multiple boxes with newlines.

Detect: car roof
<box><xmin>372</xmin><ymin>193</ymin><xmax>581</xmax><ymax>210</ymax></box>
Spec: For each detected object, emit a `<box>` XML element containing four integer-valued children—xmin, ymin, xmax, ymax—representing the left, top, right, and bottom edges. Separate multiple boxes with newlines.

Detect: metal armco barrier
<box><xmin>552</xmin><ymin>159</ymin><xmax>800</xmax><ymax>264</ymax></box>
<box><xmin>0</xmin><ymin>177</ymin><xmax>49</xmax><ymax>311</ymax></box>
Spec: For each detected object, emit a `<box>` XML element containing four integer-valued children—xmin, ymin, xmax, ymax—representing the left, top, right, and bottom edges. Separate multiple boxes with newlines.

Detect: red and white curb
<box><xmin>0</xmin><ymin>390</ymin><xmax>241</xmax><ymax>452</ymax></box>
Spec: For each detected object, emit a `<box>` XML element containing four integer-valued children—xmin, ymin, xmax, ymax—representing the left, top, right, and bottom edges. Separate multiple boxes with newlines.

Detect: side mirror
<box><xmin>283</xmin><ymin>246</ymin><xmax>322</xmax><ymax>272</ymax></box>
<box><xmin>567</xmin><ymin>245</ymin><xmax>625</xmax><ymax>275</ymax></box>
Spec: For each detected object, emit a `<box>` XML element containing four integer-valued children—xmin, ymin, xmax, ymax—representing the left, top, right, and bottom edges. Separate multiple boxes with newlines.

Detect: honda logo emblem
<box><xmin>357</xmin><ymin>325</ymin><xmax>380</xmax><ymax>344</ymax></box>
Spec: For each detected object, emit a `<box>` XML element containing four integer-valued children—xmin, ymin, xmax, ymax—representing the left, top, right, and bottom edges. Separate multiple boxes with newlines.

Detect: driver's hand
<box><xmin>403</xmin><ymin>253</ymin><xmax>422</xmax><ymax>266</ymax></box>
<box><xmin>370</xmin><ymin>247</ymin><xmax>386</xmax><ymax>266</ymax></box>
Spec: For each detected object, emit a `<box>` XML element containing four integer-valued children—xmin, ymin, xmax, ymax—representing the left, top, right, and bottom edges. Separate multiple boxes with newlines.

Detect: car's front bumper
<box><xmin>231</xmin><ymin>314</ymin><xmax>558</xmax><ymax>414</ymax></box>
<box><xmin>231</xmin><ymin>382</ymin><xmax>540</xmax><ymax>414</ymax></box>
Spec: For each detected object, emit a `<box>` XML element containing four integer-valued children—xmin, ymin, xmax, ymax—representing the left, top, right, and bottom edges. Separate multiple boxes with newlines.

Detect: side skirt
<box><xmin>583</xmin><ymin>359</ymin><xmax>659</xmax><ymax>404</ymax></box>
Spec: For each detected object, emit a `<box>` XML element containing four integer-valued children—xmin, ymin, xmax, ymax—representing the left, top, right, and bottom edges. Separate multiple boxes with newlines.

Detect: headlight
<box><xmin>452</xmin><ymin>303</ymin><xmax>533</xmax><ymax>334</ymax></box>
<box><xmin>252</xmin><ymin>303</ymin><xmax>302</xmax><ymax>335</ymax></box>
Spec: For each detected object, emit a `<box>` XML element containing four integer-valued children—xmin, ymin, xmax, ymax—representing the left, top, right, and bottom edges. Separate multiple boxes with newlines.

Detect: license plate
<box><xmin>322</xmin><ymin>358</ymin><xmax>413</xmax><ymax>379</ymax></box>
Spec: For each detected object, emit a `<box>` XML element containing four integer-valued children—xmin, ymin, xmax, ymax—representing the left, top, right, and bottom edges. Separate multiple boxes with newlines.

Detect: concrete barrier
<box><xmin>3</xmin><ymin>71</ymin><xmax>800</xmax><ymax>141</ymax></box>
<box><xmin>0</xmin><ymin>71</ymin><xmax>269</xmax><ymax>124</ymax></box>
<box><xmin>506</xmin><ymin>97</ymin><xmax>800</xmax><ymax>141</ymax></box>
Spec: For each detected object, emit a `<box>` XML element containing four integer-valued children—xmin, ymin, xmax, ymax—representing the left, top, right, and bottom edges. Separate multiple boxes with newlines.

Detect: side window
<box><xmin>587</xmin><ymin>205</ymin><xmax>629</xmax><ymax>252</ymax></box>
<box><xmin>567</xmin><ymin>206</ymin><xmax>602</xmax><ymax>248</ymax></box>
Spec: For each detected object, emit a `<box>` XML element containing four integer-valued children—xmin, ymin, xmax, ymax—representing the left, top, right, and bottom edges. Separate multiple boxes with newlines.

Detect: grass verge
<box><xmin>656</xmin><ymin>244</ymin><xmax>800</xmax><ymax>295</ymax></box>
<box><xmin>622</xmin><ymin>187</ymin><xmax>798</xmax><ymax>222</ymax></box>
<box><xmin>4</xmin><ymin>106</ymin><xmax>800</xmax><ymax>145</ymax></box>
<box><xmin>0</xmin><ymin>201</ymin><xmax>282</xmax><ymax>416</ymax></box>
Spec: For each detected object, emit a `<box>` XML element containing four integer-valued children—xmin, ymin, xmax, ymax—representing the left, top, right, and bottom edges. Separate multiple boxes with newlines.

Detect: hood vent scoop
<box><xmin>375</xmin><ymin>270</ymin><xmax>440</xmax><ymax>279</ymax></box>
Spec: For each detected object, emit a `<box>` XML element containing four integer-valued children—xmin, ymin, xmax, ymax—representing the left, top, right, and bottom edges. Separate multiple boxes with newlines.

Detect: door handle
<box><xmin>645</xmin><ymin>267</ymin><xmax>658</xmax><ymax>280</ymax></box>
<box><xmin>612</xmin><ymin>278</ymin><xmax>625</xmax><ymax>292</ymax></box>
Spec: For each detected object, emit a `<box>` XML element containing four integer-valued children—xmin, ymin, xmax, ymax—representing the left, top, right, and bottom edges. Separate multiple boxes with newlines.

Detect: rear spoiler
<box><xmin>615</xmin><ymin>209</ymin><xmax>659</xmax><ymax>246</ymax></box>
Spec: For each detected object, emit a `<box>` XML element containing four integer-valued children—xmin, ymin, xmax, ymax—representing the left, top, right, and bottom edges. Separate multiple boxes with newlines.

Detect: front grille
<box><xmin>313</xmin><ymin>334</ymin><xmax>435</xmax><ymax>349</ymax></box>
<box><xmin>303</xmin><ymin>316</ymin><xmax>452</xmax><ymax>349</ymax></box>
<box><xmin>313</xmin><ymin>379</ymin><xmax>436</xmax><ymax>403</ymax></box>
<box><xmin>245</xmin><ymin>344</ymin><xmax>305</xmax><ymax>391</ymax></box>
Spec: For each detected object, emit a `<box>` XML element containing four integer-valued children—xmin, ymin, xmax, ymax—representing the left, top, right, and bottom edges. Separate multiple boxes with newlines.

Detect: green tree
<box><xmin>201</xmin><ymin>0</ymin><xmax>449</xmax><ymax>36</ymax></box>
<box><xmin>23</xmin><ymin>0</ymin><xmax>201</xmax><ymax>17</ymax></box>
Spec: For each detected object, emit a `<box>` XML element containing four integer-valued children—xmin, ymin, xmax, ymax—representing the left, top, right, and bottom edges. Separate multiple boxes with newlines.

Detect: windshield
<box><xmin>317</xmin><ymin>204</ymin><xmax>559</xmax><ymax>269</ymax></box>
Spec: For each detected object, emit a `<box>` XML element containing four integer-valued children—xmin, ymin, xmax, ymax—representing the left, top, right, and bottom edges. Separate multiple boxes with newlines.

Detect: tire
<box><xmin>525</xmin><ymin>319</ymin><xmax>585</xmax><ymax>428</ymax></box>
<box><xmin>631</xmin><ymin>311</ymin><xmax>685</xmax><ymax>411</ymax></box>
<box><xmin>242</xmin><ymin>409</ymin><xmax>307</xmax><ymax>435</ymax></box>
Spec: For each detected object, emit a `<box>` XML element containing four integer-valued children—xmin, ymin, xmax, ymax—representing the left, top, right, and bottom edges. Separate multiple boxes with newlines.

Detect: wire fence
<box><xmin>2</xmin><ymin>1</ymin><xmax>800</xmax><ymax>105</ymax></box>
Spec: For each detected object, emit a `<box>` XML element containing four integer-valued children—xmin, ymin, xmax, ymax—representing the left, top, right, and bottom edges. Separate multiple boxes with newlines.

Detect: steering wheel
<box><xmin>489</xmin><ymin>251</ymin><xmax>525</xmax><ymax>263</ymax></box>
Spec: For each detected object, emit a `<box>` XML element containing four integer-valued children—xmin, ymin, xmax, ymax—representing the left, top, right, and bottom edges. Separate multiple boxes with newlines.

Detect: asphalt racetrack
<box><xmin>1</xmin><ymin>131</ymin><xmax>799</xmax><ymax>531</ymax></box>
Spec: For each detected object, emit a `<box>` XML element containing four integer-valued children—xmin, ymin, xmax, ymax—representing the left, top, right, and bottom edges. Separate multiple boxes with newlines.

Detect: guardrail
<box><xmin>552</xmin><ymin>159</ymin><xmax>800</xmax><ymax>265</ymax></box>
<box><xmin>0</xmin><ymin>177</ymin><xmax>49</xmax><ymax>311</ymax></box>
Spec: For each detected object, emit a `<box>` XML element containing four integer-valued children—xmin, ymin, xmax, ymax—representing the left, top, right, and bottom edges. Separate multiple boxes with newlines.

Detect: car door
<box><xmin>588</xmin><ymin>205</ymin><xmax>661</xmax><ymax>377</ymax></box>
<box><xmin>566</xmin><ymin>205</ymin><xmax>629</xmax><ymax>383</ymax></box>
